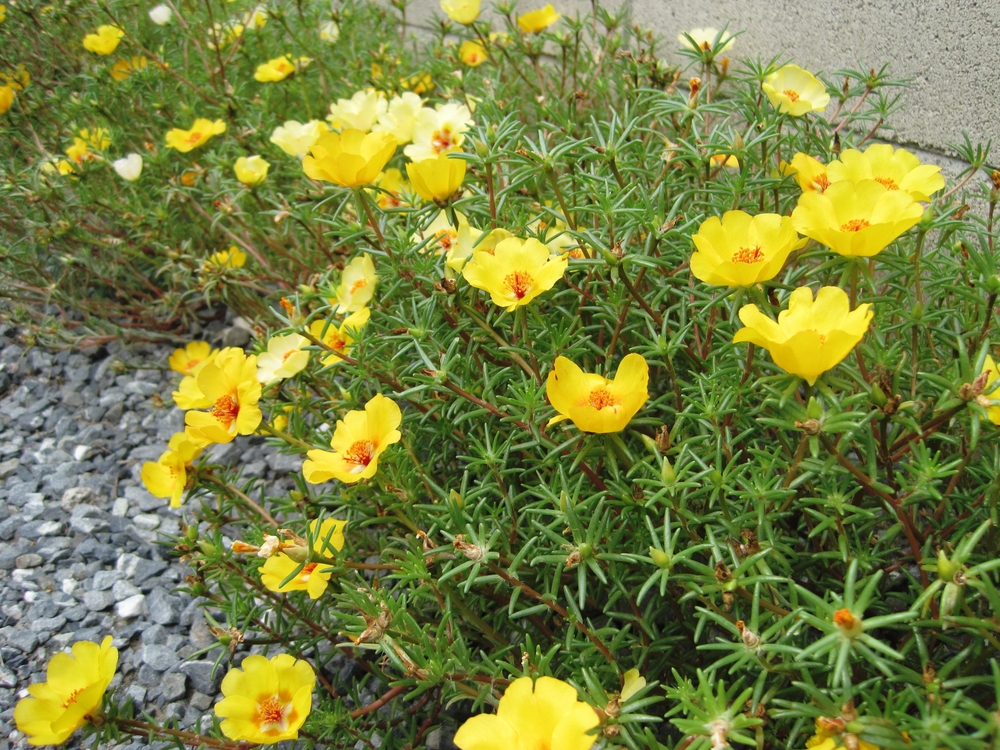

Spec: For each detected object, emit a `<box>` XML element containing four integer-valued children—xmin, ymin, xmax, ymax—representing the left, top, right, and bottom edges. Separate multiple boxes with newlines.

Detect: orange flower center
<box><xmin>185</xmin><ymin>130</ymin><xmax>204</xmax><ymax>145</ymax></box>
<box><xmin>329</xmin><ymin>332</ymin><xmax>346</xmax><ymax>350</ymax></box>
<box><xmin>256</xmin><ymin>693</ymin><xmax>295</xmax><ymax>734</ymax></box>
<box><xmin>299</xmin><ymin>562</ymin><xmax>318</xmax><ymax>581</ymax></box>
<box><xmin>833</xmin><ymin>608</ymin><xmax>857</xmax><ymax>629</ymax></box>
<box><xmin>874</xmin><ymin>176</ymin><xmax>899</xmax><ymax>190</ymax></box>
<box><xmin>812</xmin><ymin>174</ymin><xmax>830</xmax><ymax>192</ymax></box>
<box><xmin>212</xmin><ymin>394</ymin><xmax>240</xmax><ymax>428</ymax></box>
<box><xmin>282</xmin><ymin>350</ymin><xmax>297</xmax><ymax>363</ymax></box>
<box><xmin>802</xmin><ymin>328</ymin><xmax>828</xmax><ymax>345</ymax></box>
<box><xmin>349</xmin><ymin>278</ymin><xmax>368</xmax><ymax>295</ymax></box>
<box><xmin>62</xmin><ymin>688</ymin><xmax>85</xmax><ymax>709</ymax></box>
<box><xmin>700</xmin><ymin>41</ymin><xmax>711</xmax><ymax>51</ymax></box>
<box><xmin>432</xmin><ymin>127</ymin><xmax>455</xmax><ymax>154</ymax></box>
<box><xmin>782</xmin><ymin>89</ymin><xmax>800</xmax><ymax>102</ymax></box>
<box><xmin>840</xmin><ymin>218</ymin><xmax>871</xmax><ymax>233</ymax></box>
<box><xmin>434</xmin><ymin>229</ymin><xmax>457</xmax><ymax>251</ymax></box>
<box><xmin>186</xmin><ymin>358</ymin><xmax>202</xmax><ymax>372</ymax></box>
<box><xmin>504</xmin><ymin>270</ymin><xmax>533</xmax><ymax>299</ymax></box>
<box><xmin>588</xmin><ymin>388</ymin><xmax>620</xmax><ymax>410</ymax></box>
<box><xmin>344</xmin><ymin>440</ymin><xmax>375</xmax><ymax>472</ymax></box>
<box><xmin>731</xmin><ymin>245</ymin><xmax>765</xmax><ymax>264</ymax></box>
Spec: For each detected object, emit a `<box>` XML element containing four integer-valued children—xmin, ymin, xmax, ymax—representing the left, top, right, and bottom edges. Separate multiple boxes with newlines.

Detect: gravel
<box><xmin>0</xmin><ymin>323</ymin><xmax>310</xmax><ymax>750</ymax></box>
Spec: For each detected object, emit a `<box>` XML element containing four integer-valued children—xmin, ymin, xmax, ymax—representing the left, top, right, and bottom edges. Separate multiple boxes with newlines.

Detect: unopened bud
<box><xmin>650</xmin><ymin>548</ymin><xmax>670</xmax><ymax>568</ymax></box>
<box><xmin>231</xmin><ymin>541</ymin><xmax>260</xmax><ymax>555</ymax></box>
<box><xmin>453</xmin><ymin>535</ymin><xmax>487</xmax><ymax>562</ymax></box>
<box><xmin>735</xmin><ymin>620</ymin><xmax>760</xmax><ymax>649</ymax></box>
<box><xmin>795</xmin><ymin>419</ymin><xmax>821</xmax><ymax>435</ymax></box>
<box><xmin>655</xmin><ymin>425</ymin><xmax>670</xmax><ymax>452</ymax></box>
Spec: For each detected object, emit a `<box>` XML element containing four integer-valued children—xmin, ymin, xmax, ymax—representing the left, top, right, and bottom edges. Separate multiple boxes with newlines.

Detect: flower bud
<box><xmin>649</xmin><ymin>547</ymin><xmax>670</xmax><ymax>568</ymax></box>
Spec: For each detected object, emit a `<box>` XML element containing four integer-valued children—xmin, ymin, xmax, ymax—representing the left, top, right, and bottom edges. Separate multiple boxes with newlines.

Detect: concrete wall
<box><xmin>405</xmin><ymin>0</ymin><xmax>1000</xmax><ymax>163</ymax></box>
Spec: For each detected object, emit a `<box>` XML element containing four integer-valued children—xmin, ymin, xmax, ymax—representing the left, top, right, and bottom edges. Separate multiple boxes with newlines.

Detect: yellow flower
<box><xmin>14</xmin><ymin>636</ymin><xmax>118</xmax><ymax>746</ymax></box>
<box><xmin>0</xmin><ymin>5</ymin><xmax>6</xmax><ymax>23</ymax></box>
<box><xmin>302</xmin><ymin>129</ymin><xmax>397</xmax><ymax>188</ymax></box>
<box><xmin>327</xmin><ymin>89</ymin><xmax>387</xmax><ymax>132</ymax></box>
<box><xmin>711</xmin><ymin>153</ymin><xmax>739</xmax><ymax>170</ymax></box>
<box><xmin>65</xmin><ymin>138</ymin><xmax>91</xmax><ymax>166</ymax></box>
<box><xmin>732</xmin><ymin>286</ymin><xmax>873</xmax><ymax>385</ymax></box>
<box><xmin>173</xmin><ymin>374</ymin><xmax>212</xmax><ymax>409</ymax></box>
<box><xmin>404</xmin><ymin>101</ymin><xmax>473</xmax><ymax>162</ymax></box>
<box><xmin>260</xmin><ymin>518</ymin><xmax>347</xmax><ymax>598</ymax></box>
<box><xmin>216</xmin><ymin>654</ymin><xmax>315</xmax><ymax>743</ymax></box>
<box><xmin>678</xmin><ymin>27</ymin><xmax>734</xmax><ymax>52</ymax></box>
<box><xmin>169</xmin><ymin>341</ymin><xmax>218</xmax><ymax>375</ymax></box>
<box><xmin>787</xmin><ymin>152</ymin><xmax>830</xmax><ymax>193</ymax></box>
<box><xmin>333</xmin><ymin>253</ymin><xmax>377</xmax><ymax>313</ymax></box>
<box><xmin>619</xmin><ymin>669</ymin><xmax>646</xmax><ymax>702</ymax></box>
<box><xmin>517</xmin><ymin>4</ymin><xmax>561</xmax><ymax>33</ymax></box>
<box><xmin>234</xmin><ymin>155</ymin><xmax>270</xmax><ymax>185</ymax></box>
<box><xmin>319</xmin><ymin>20</ymin><xmax>339</xmax><ymax>42</ymax></box>
<box><xmin>979</xmin><ymin>355</ymin><xmax>1000</xmax><ymax>426</ymax></box>
<box><xmin>407</xmin><ymin>155</ymin><xmax>466</xmax><ymax>203</ymax></box>
<box><xmin>762</xmin><ymin>64</ymin><xmax>830</xmax><ymax>116</ymax></box>
<box><xmin>459</xmin><ymin>40</ymin><xmax>488</xmax><ymax>66</ymax></box>
<box><xmin>270</xmin><ymin>119</ymin><xmax>328</xmax><ymax>158</ymax></box>
<box><xmin>454</xmin><ymin>676</ymin><xmax>598</xmax><ymax>750</ymax></box>
<box><xmin>83</xmin><ymin>25</ymin><xmax>124</xmax><ymax>55</ymax></box>
<box><xmin>256</xmin><ymin>333</ymin><xmax>310</xmax><ymax>384</ymax></box>
<box><xmin>689</xmin><ymin>210</ymin><xmax>806</xmax><ymax>287</ymax></box>
<box><xmin>546</xmin><ymin>353</ymin><xmax>649</xmax><ymax>433</ymax></box>
<box><xmin>0</xmin><ymin>85</ymin><xmax>14</xmax><ymax>114</ymax></box>
<box><xmin>806</xmin><ymin>719</ymin><xmax>880</xmax><ymax>750</ymax></box>
<box><xmin>254</xmin><ymin>55</ymin><xmax>308</xmax><ymax>82</ymax></box>
<box><xmin>260</xmin><ymin>554</ymin><xmax>331</xmax><ymax>599</ymax></box>
<box><xmin>826</xmin><ymin>144</ymin><xmax>945</xmax><ymax>202</ymax></box>
<box><xmin>303</xmin><ymin>393</ymin><xmax>402</xmax><ymax>484</ymax></box>
<box><xmin>310</xmin><ymin>308</ymin><xmax>370</xmax><ymax>366</ymax></box>
<box><xmin>204</xmin><ymin>245</ymin><xmax>247</xmax><ymax>270</ymax></box>
<box><xmin>373</xmin><ymin>92</ymin><xmax>425</xmax><ymax>145</ymax></box>
<box><xmin>184</xmin><ymin>347</ymin><xmax>263</xmax><ymax>444</ymax></box>
<box><xmin>791</xmin><ymin>180</ymin><xmax>924</xmax><ymax>258</ymax></box>
<box><xmin>373</xmin><ymin>167</ymin><xmax>411</xmax><ymax>208</ymax></box>
<box><xmin>140</xmin><ymin>432</ymin><xmax>209</xmax><ymax>507</ymax></box>
<box><xmin>462</xmin><ymin>236</ymin><xmax>567</xmax><ymax>311</ymax></box>
<box><xmin>109</xmin><ymin>55</ymin><xmax>147</xmax><ymax>81</ymax></box>
<box><xmin>404</xmin><ymin>72</ymin><xmax>434</xmax><ymax>95</ymax></box>
<box><xmin>1</xmin><ymin>64</ymin><xmax>30</xmax><ymax>92</ymax></box>
<box><xmin>441</xmin><ymin>0</ymin><xmax>480</xmax><ymax>24</ymax></box>
<box><xmin>165</xmin><ymin>118</ymin><xmax>227</xmax><ymax>153</ymax></box>
<box><xmin>447</xmin><ymin>225</ymin><xmax>510</xmax><ymax>274</ymax></box>
<box><xmin>424</xmin><ymin>209</ymin><xmax>480</xmax><ymax>258</ymax></box>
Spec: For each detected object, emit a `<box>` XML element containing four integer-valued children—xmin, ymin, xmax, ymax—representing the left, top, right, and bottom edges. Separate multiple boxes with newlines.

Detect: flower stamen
<box><xmin>588</xmin><ymin>388</ymin><xmax>619</xmax><ymax>410</ymax></box>
<box><xmin>731</xmin><ymin>245</ymin><xmax>765</xmax><ymax>264</ymax></box>
<box><xmin>432</xmin><ymin>127</ymin><xmax>455</xmax><ymax>154</ymax></box>
<box><xmin>840</xmin><ymin>219</ymin><xmax>871</xmax><ymax>233</ymax></box>
<box><xmin>212</xmin><ymin>394</ymin><xmax>240</xmax><ymax>427</ymax></box>
<box><xmin>344</xmin><ymin>440</ymin><xmax>375</xmax><ymax>473</ymax></box>
<box><xmin>504</xmin><ymin>270</ymin><xmax>533</xmax><ymax>299</ymax></box>
<box><xmin>782</xmin><ymin>89</ymin><xmax>800</xmax><ymax>102</ymax></box>
<box><xmin>874</xmin><ymin>176</ymin><xmax>899</xmax><ymax>190</ymax></box>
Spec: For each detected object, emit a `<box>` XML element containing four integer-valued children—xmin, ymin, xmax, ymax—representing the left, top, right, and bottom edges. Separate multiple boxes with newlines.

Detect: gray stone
<box><xmin>112</xmin><ymin>579</ymin><xmax>143</xmax><ymax>602</ymax></box>
<box><xmin>124</xmin><ymin>485</ymin><xmax>160</xmax><ymax>512</ymax></box>
<box><xmin>179</xmin><ymin>660</ymin><xmax>222</xmax><ymax>694</ymax></box>
<box><xmin>0</xmin><ymin>459</ymin><xmax>19</xmax><ymax>480</ymax></box>
<box><xmin>142</xmin><ymin>623</ymin><xmax>168</xmax><ymax>645</ymax></box>
<box><xmin>189</xmin><ymin>691</ymin><xmax>214</xmax><ymax>711</ymax></box>
<box><xmin>133</xmin><ymin>514</ymin><xmax>160</xmax><ymax>531</ymax></box>
<box><xmin>92</xmin><ymin>570</ymin><xmax>122</xmax><ymax>590</ymax></box>
<box><xmin>136</xmin><ymin>663</ymin><xmax>161</xmax><ymax>687</ymax></box>
<box><xmin>0</xmin><ymin>541</ymin><xmax>29</xmax><ymax>569</ymax></box>
<box><xmin>21</xmin><ymin>498</ymin><xmax>45</xmax><ymax>521</ymax></box>
<box><xmin>1</xmin><ymin>627</ymin><xmax>38</xmax><ymax>652</ymax></box>
<box><xmin>116</xmin><ymin>593</ymin><xmax>146</xmax><ymax>618</ymax></box>
<box><xmin>222</xmin><ymin>326</ymin><xmax>251</xmax><ymax>348</ymax></box>
<box><xmin>266</xmin><ymin>453</ymin><xmax>302</xmax><ymax>472</ymax></box>
<box><xmin>132</xmin><ymin>558</ymin><xmax>168</xmax><ymax>586</ymax></box>
<box><xmin>15</xmin><ymin>553</ymin><xmax>43</xmax><ymax>569</ymax></box>
<box><xmin>34</xmin><ymin>520</ymin><xmax>64</xmax><ymax>537</ymax></box>
<box><xmin>111</xmin><ymin>497</ymin><xmax>129</xmax><ymax>517</ymax></box>
<box><xmin>147</xmin><ymin>587</ymin><xmax>181</xmax><ymax>625</ymax></box>
<box><xmin>70</xmin><ymin>514</ymin><xmax>109</xmax><ymax>534</ymax></box>
<box><xmin>83</xmin><ymin>590</ymin><xmax>116</xmax><ymax>612</ymax></box>
<box><xmin>31</xmin><ymin>615</ymin><xmax>67</xmax><ymax>633</ymax></box>
<box><xmin>159</xmin><ymin>672</ymin><xmax>187</xmax><ymax>702</ymax></box>
<box><xmin>141</xmin><ymin>644</ymin><xmax>180</xmax><ymax>672</ymax></box>
<box><xmin>60</xmin><ymin>486</ymin><xmax>96</xmax><ymax>512</ymax></box>
<box><xmin>126</xmin><ymin>684</ymin><xmax>147</xmax><ymax>705</ymax></box>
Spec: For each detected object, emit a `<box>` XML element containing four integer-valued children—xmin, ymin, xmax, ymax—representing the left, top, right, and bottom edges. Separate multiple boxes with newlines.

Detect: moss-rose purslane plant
<box><xmin>3</xmin><ymin>0</ymin><xmax>1000</xmax><ymax>747</ymax></box>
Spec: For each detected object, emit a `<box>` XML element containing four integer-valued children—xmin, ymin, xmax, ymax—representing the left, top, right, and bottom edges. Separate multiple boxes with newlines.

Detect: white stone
<box><xmin>111</xmin><ymin>497</ymin><xmax>130</xmax><ymax>517</ymax></box>
<box><xmin>116</xmin><ymin>593</ymin><xmax>146</xmax><ymax>618</ymax></box>
<box><xmin>133</xmin><ymin>514</ymin><xmax>161</xmax><ymax>531</ymax></box>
